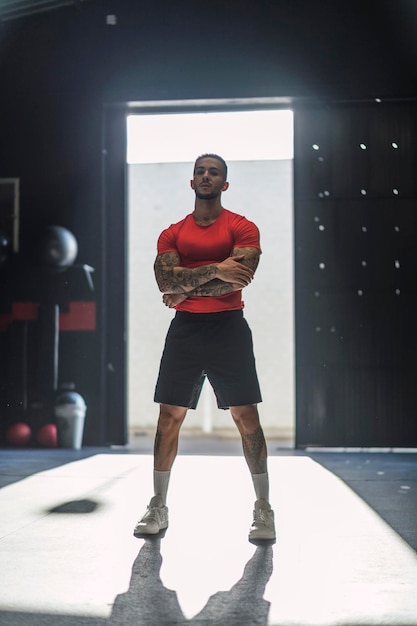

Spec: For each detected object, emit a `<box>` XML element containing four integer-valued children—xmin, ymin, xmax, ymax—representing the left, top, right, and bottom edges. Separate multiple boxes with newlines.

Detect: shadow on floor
<box><xmin>0</xmin><ymin>541</ymin><xmax>274</xmax><ymax>626</ymax></box>
<box><xmin>109</xmin><ymin>538</ymin><xmax>274</xmax><ymax>625</ymax></box>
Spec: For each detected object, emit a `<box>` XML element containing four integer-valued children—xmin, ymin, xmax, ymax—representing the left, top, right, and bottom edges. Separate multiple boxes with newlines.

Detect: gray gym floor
<box><xmin>0</xmin><ymin>435</ymin><xmax>416</xmax><ymax>625</ymax></box>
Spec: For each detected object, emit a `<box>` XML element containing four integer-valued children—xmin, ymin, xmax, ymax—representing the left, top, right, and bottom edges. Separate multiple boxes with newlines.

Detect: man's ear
<box><xmin>222</xmin><ymin>181</ymin><xmax>229</xmax><ymax>191</ymax></box>
<box><xmin>190</xmin><ymin>180</ymin><xmax>195</xmax><ymax>190</ymax></box>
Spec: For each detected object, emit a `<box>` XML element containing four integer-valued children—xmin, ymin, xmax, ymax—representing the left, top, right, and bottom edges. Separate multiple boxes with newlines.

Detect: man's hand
<box><xmin>163</xmin><ymin>293</ymin><xmax>188</xmax><ymax>308</ymax></box>
<box><xmin>215</xmin><ymin>255</ymin><xmax>254</xmax><ymax>287</ymax></box>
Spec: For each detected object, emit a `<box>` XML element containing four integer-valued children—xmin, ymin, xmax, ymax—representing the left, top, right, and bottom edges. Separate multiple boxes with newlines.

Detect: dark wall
<box><xmin>294</xmin><ymin>103</ymin><xmax>417</xmax><ymax>447</ymax></box>
<box><xmin>0</xmin><ymin>0</ymin><xmax>417</xmax><ymax>445</ymax></box>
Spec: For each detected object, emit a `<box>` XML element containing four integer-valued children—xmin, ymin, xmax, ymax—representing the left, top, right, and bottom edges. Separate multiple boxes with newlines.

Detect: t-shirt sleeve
<box><xmin>157</xmin><ymin>226</ymin><xmax>178</xmax><ymax>255</ymax></box>
<box><xmin>233</xmin><ymin>217</ymin><xmax>262</xmax><ymax>251</ymax></box>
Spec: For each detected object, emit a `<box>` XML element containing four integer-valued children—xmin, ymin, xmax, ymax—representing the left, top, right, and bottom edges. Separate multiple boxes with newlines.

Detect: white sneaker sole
<box><xmin>133</xmin><ymin>525</ymin><xmax>168</xmax><ymax>539</ymax></box>
<box><xmin>248</xmin><ymin>529</ymin><xmax>276</xmax><ymax>543</ymax></box>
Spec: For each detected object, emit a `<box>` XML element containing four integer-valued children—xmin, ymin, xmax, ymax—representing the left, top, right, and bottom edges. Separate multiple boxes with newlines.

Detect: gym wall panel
<box><xmin>294</xmin><ymin>104</ymin><xmax>417</xmax><ymax>448</ymax></box>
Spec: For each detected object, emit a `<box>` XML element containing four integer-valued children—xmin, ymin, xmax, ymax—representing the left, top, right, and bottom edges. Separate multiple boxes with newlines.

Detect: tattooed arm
<box><xmin>154</xmin><ymin>248</ymin><xmax>255</xmax><ymax>295</ymax></box>
<box><xmin>188</xmin><ymin>246</ymin><xmax>260</xmax><ymax>296</ymax></box>
<box><xmin>161</xmin><ymin>247</ymin><xmax>260</xmax><ymax>307</ymax></box>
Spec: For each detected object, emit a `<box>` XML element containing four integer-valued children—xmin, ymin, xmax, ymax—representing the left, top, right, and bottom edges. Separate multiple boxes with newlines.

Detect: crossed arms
<box><xmin>154</xmin><ymin>247</ymin><xmax>260</xmax><ymax>308</ymax></box>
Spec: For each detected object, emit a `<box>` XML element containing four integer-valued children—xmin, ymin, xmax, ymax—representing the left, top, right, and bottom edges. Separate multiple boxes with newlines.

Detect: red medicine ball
<box><xmin>6</xmin><ymin>422</ymin><xmax>32</xmax><ymax>447</ymax></box>
<box><xmin>37</xmin><ymin>424</ymin><xmax>58</xmax><ymax>448</ymax></box>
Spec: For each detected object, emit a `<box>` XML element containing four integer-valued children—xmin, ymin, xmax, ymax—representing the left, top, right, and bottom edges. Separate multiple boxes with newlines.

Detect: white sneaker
<box><xmin>133</xmin><ymin>496</ymin><xmax>169</xmax><ymax>538</ymax></box>
<box><xmin>249</xmin><ymin>499</ymin><xmax>276</xmax><ymax>542</ymax></box>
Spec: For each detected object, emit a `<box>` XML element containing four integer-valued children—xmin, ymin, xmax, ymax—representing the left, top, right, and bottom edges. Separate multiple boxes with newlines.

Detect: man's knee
<box><xmin>157</xmin><ymin>404</ymin><xmax>187</xmax><ymax>432</ymax></box>
<box><xmin>230</xmin><ymin>404</ymin><xmax>260</xmax><ymax>433</ymax></box>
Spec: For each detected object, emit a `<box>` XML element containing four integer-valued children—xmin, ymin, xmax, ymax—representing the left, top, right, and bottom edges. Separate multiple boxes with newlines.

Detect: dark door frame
<box><xmin>101</xmin><ymin>96</ymin><xmax>294</xmax><ymax>445</ymax></box>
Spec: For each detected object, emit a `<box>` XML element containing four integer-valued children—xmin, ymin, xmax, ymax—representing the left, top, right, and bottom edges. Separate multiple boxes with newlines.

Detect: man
<box><xmin>134</xmin><ymin>154</ymin><xmax>275</xmax><ymax>542</ymax></box>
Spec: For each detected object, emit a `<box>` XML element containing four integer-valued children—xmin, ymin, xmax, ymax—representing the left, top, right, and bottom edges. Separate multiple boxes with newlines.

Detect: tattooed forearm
<box><xmin>154</xmin><ymin>252</ymin><xmax>218</xmax><ymax>294</ymax></box>
<box><xmin>154</xmin><ymin>246</ymin><xmax>260</xmax><ymax>295</ymax></box>
<box><xmin>241</xmin><ymin>425</ymin><xmax>267</xmax><ymax>474</ymax></box>
<box><xmin>188</xmin><ymin>248</ymin><xmax>260</xmax><ymax>297</ymax></box>
<box><xmin>189</xmin><ymin>279</ymin><xmax>239</xmax><ymax>297</ymax></box>
<box><xmin>172</xmin><ymin>265</ymin><xmax>218</xmax><ymax>293</ymax></box>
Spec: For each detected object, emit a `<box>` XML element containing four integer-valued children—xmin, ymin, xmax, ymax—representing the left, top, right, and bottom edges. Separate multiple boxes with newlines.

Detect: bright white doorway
<box><xmin>126</xmin><ymin>106</ymin><xmax>294</xmax><ymax>441</ymax></box>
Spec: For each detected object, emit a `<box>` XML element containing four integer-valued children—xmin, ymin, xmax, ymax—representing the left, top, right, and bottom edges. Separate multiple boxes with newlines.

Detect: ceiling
<box><xmin>0</xmin><ymin>0</ymin><xmax>91</xmax><ymax>21</ymax></box>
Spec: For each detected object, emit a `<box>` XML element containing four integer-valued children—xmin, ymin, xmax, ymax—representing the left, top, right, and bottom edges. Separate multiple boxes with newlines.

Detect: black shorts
<box><xmin>154</xmin><ymin>310</ymin><xmax>262</xmax><ymax>409</ymax></box>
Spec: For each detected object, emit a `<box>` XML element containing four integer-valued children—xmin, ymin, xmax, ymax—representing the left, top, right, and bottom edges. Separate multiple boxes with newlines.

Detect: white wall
<box><xmin>127</xmin><ymin>160</ymin><xmax>294</xmax><ymax>437</ymax></box>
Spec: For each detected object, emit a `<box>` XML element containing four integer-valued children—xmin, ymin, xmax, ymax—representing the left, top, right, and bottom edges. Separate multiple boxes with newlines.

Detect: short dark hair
<box><xmin>194</xmin><ymin>153</ymin><xmax>228</xmax><ymax>179</ymax></box>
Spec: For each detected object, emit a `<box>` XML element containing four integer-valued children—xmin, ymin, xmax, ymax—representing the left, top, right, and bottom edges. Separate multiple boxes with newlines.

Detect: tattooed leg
<box><xmin>230</xmin><ymin>405</ymin><xmax>268</xmax><ymax>474</ymax></box>
<box><xmin>241</xmin><ymin>425</ymin><xmax>268</xmax><ymax>474</ymax></box>
<box><xmin>154</xmin><ymin>404</ymin><xmax>187</xmax><ymax>471</ymax></box>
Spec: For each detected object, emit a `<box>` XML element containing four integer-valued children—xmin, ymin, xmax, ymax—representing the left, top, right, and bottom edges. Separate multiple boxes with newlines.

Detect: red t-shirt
<box><xmin>157</xmin><ymin>208</ymin><xmax>261</xmax><ymax>313</ymax></box>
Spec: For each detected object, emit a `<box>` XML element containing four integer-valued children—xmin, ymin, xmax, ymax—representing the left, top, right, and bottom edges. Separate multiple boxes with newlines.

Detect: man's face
<box><xmin>190</xmin><ymin>157</ymin><xmax>229</xmax><ymax>200</ymax></box>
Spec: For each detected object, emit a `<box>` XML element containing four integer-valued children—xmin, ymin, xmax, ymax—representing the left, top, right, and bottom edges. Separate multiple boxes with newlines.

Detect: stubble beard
<box><xmin>194</xmin><ymin>189</ymin><xmax>219</xmax><ymax>201</ymax></box>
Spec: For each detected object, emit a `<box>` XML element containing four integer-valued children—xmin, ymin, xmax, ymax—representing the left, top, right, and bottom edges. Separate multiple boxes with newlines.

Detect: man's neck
<box><xmin>193</xmin><ymin>199</ymin><xmax>223</xmax><ymax>225</ymax></box>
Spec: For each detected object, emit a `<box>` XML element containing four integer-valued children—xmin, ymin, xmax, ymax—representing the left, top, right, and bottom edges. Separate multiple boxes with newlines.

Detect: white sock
<box><xmin>153</xmin><ymin>470</ymin><xmax>171</xmax><ymax>505</ymax></box>
<box><xmin>251</xmin><ymin>472</ymin><xmax>269</xmax><ymax>502</ymax></box>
